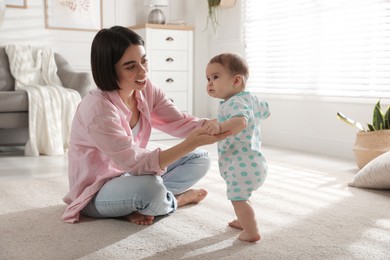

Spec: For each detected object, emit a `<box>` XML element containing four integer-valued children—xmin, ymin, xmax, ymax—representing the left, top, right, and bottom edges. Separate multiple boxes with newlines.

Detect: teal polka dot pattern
<box><xmin>217</xmin><ymin>91</ymin><xmax>270</xmax><ymax>201</ymax></box>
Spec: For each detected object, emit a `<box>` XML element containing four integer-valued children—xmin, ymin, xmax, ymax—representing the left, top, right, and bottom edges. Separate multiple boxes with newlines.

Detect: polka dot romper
<box><xmin>217</xmin><ymin>91</ymin><xmax>270</xmax><ymax>201</ymax></box>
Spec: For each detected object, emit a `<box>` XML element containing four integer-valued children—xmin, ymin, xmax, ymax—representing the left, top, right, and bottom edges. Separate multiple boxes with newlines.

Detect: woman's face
<box><xmin>206</xmin><ymin>62</ymin><xmax>237</xmax><ymax>100</ymax></box>
<box><xmin>115</xmin><ymin>44</ymin><xmax>148</xmax><ymax>92</ymax></box>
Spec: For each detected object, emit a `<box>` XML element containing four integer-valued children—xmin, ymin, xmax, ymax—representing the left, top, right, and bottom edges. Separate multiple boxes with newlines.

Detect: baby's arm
<box><xmin>204</xmin><ymin>117</ymin><xmax>247</xmax><ymax>135</ymax></box>
<box><xmin>220</xmin><ymin>116</ymin><xmax>247</xmax><ymax>135</ymax></box>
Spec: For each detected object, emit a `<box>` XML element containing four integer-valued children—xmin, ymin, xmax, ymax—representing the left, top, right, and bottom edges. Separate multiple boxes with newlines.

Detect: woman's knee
<box><xmin>136</xmin><ymin>176</ymin><xmax>176</xmax><ymax>216</ymax></box>
<box><xmin>140</xmin><ymin>176</ymin><xmax>170</xmax><ymax>202</ymax></box>
<box><xmin>92</xmin><ymin>175</ymin><xmax>174</xmax><ymax>217</ymax></box>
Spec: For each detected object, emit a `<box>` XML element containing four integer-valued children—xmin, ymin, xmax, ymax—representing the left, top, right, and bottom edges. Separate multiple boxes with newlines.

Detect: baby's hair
<box><xmin>209</xmin><ymin>53</ymin><xmax>249</xmax><ymax>85</ymax></box>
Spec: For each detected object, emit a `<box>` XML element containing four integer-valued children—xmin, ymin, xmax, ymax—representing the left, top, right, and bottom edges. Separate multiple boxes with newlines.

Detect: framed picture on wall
<box><xmin>44</xmin><ymin>0</ymin><xmax>102</xmax><ymax>31</ymax></box>
<box><xmin>6</xmin><ymin>0</ymin><xmax>27</xmax><ymax>8</ymax></box>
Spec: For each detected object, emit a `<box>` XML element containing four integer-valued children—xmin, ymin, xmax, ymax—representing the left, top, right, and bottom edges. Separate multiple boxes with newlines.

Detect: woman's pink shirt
<box><xmin>62</xmin><ymin>79</ymin><xmax>205</xmax><ymax>223</ymax></box>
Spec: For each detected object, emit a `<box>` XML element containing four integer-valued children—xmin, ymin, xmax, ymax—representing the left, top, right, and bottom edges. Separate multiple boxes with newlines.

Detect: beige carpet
<box><xmin>1</xmin><ymin>151</ymin><xmax>390</xmax><ymax>260</ymax></box>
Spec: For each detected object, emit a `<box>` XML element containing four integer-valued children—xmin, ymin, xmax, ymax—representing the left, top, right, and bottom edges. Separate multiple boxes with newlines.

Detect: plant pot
<box><xmin>352</xmin><ymin>130</ymin><xmax>390</xmax><ymax>169</ymax></box>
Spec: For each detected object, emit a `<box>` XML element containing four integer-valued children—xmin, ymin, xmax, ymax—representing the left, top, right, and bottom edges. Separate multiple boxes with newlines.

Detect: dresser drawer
<box><xmin>165</xmin><ymin>92</ymin><xmax>188</xmax><ymax>111</ymax></box>
<box><xmin>131</xmin><ymin>25</ymin><xmax>193</xmax><ymax>141</ymax></box>
<box><xmin>149</xmin><ymin>29</ymin><xmax>188</xmax><ymax>50</ymax></box>
<box><xmin>150</xmin><ymin>50</ymin><xmax>188</xmax><ymax>71</ymax></box>
<box><xmin>151</xmin><ymin>71</ymin><xmax>188</xmax><ymax>92</ymax></box>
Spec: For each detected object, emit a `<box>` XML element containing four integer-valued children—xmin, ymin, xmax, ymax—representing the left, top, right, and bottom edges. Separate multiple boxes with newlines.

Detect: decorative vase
<box><xmin>352</xmin><ymin>130</ymin><xmax>390</xmax><ymax>169</ymax></box>
<box><xmin>0</xmin><ymin>0</ymin><xmax>5</xmax><ymax>28</ymax></box>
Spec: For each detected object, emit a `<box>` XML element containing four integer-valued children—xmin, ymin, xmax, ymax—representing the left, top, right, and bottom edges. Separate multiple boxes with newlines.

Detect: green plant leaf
<box><xmin>367</xmin><ymin>124</ymin><xmax>375</xmax><ymax>131</ymax></box>
<box><xmin>206</xmin><ymin>0</ymin><xmax>221</xmax><ymax>32</ymax></box>
<box><xmin>372</xmin><ymin>100</ymin><xmax>384</xmax><ymax>130</ymax></box>
<box><xmin>385</xmin><ymin>105</ymin><xmax>390</xmax><ymax>129</ymax></box>
<box><xmin>208</xmin><ymin>0</ymin><xmax>221</xmax><ymax>8</ymax></box>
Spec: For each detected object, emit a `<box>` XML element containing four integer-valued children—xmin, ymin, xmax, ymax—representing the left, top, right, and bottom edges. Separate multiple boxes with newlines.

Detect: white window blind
<box><xmin>244</xmin><ymin>0</ymin><xmax>390</xmax><ymax>96</ymax></box>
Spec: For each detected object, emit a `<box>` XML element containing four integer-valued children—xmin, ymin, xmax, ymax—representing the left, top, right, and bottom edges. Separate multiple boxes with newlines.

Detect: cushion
<box><xmin>348</xmin><ymin>151</ymin><xmax>390</xmax><ymax>189</ymax></box>
<box><xmin>0</xmin><ymin>91</ymin><xmax>28</xmax><ymax>112</ymax></box>
<box><xmin>0</xmin><ymin>47</ymin><xmax>15</xmax><ymax>91</ymax></box>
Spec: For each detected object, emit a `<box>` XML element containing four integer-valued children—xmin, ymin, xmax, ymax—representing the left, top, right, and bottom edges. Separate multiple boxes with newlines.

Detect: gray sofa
<box><xmin>0</xmin><ymin>46</ymin><xmax>91</xmax><ymax>146</ymax></box>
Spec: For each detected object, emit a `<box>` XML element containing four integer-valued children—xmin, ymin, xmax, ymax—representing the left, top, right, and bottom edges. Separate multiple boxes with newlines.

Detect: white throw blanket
<box><xmin>5</xmin><ymin>45</ymin><xmax>81</xmax><ymax>156</ymax></box>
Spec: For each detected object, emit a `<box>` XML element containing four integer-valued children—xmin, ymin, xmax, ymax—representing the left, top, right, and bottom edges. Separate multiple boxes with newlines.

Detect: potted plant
<box><xmin>206</xmin><ymin>0</ymin><xmax>236</xmax><ymax>32</ymax></box>
<box><xmin>206</xmin><ymin>0</ymin><xmax>221</xmax><ymax>32</ymax></box>
<box><xmin>337</xmin><ymin>100</ymin><xmax>390</xmax><ymax>169</ymax></box>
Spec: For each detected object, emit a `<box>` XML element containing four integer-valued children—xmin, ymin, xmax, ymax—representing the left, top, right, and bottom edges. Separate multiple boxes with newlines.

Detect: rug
<box><xmin>1</xmin><ymin>153</ymin><xmax>389</xmax><ymax>260</ymax></box>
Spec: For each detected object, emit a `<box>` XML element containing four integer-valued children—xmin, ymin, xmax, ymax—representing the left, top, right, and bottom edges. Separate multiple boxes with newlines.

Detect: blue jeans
<box><xmin>81</xmin><ymin>149</ymin><xmax>211</xmax><ymax>218</ymax></box>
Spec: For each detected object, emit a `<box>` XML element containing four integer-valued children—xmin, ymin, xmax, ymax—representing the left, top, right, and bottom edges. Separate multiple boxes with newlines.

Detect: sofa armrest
<box><xmin>54</xmin><ymin>53</ymin><xmax>92</xmax><ymax>98</ymax></box>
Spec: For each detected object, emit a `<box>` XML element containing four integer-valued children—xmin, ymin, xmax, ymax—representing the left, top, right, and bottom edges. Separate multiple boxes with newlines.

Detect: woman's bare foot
<box><xmin>238</xmin><ymin>230</ymin><xmax>261</xmax><ymax>242</ymax></box>
<box><xmin>126</xmin><ymin>212</ymin><xmax>154</xmax><ymax>225</ymax></box>
<box><xmin>228</xmin><ymin>219</ymin><xmax>243</xmax><ymax>230</ymax></box>
<box><xmin>175</xmin><ymin>188</ymin><xmax>208</xmax><ymax>207</ymax></box>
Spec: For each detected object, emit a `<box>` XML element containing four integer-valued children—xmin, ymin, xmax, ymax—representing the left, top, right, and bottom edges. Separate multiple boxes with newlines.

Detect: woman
<box><xmin>62</xmin><ymin>26</ymin><xmax>230</xmax><ymax>224</ymax></box>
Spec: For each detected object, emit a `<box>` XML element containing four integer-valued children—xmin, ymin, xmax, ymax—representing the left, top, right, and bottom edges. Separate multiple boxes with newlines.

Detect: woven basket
<box><xmin>352</xmin><ymin>130</ymin><xmax>390</xmax><ymax>169</ymax></box>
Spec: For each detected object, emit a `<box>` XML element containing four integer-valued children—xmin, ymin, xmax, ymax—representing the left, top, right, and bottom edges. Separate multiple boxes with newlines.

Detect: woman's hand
<box><xmin>203</xmin><ymin>120</ymin><xmax>221</xmax><ymax>135</ymax></box>
<box><xmin>184</xmin><ymin>127</ymin><xmax>231</xmax><ymax>148</ymax></box>
<box><xmin>158</xmin><ymin>127</ymin><xmax>231</xmax><ymax>169</ymax></box>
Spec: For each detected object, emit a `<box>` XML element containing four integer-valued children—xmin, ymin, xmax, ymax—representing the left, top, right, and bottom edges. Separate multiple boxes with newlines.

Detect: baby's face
<box><xmin>206</xmin><ymin>63</ymin><xmax>237</xmax><ymax>100</ymax></box>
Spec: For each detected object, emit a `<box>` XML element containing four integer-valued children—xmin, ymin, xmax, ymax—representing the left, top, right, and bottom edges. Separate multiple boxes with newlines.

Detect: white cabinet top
<box><xmin>129</xmin><ymin>23</ymin><xmax>194</xmax><ymax>31</ymax></box>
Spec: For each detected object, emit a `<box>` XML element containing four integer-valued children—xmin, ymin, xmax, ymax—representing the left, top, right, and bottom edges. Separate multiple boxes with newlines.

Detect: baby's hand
<box><xmin>203</xmin><ymin>120</ymin><xmax>221</xmax><ymax>135</ymax></box>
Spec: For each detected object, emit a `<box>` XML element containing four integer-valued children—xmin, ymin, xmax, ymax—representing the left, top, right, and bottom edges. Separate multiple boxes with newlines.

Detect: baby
<box><xmin>204</xmin><ymin>53</ymin><xmax>270</xmax><ymax>242</ymax></box>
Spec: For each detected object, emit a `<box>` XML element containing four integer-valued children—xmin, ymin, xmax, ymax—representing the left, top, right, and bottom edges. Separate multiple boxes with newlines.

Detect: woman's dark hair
<box><xmin>91</xmin><ymin>26</ymin><xmax>145</xmax><ymax>91</ymax></box>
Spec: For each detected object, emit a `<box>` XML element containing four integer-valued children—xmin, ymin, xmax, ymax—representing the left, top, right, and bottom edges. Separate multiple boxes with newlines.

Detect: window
<box><xmin>244</xmin><ymin>0</ymin><xmax>390</xmax><ymax>97</ymax></box>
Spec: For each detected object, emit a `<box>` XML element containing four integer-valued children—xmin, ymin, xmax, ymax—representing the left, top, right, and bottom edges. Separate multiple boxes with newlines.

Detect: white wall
<box><xmin>1</xmin><ymin>0</ymin><xmax>388</xmax><ymax>159</ymax></box>
<box><xmin>259</xmin><ymin>95</ymin><xmax>388</xmax><ymax>159</ymax></box>
<box><xmin>0</xmin><ymin>0</ymin><xmax>141</xmax><ymax>72</ymax></box>
<box><xmin>194</xmin><ymin>1</ymin><xmax>390</xmax><ymax>160</ymax></box>
<box><xmin>0</xmin><ymin>0</ymin><xmax>211</xmax><ymax>116</ymax></box>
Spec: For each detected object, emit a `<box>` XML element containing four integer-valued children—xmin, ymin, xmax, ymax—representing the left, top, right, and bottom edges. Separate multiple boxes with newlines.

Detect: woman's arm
<box><xmin>149</xmin><ymin>82</ymin><xmax>205</xmax><ymax>137</ymax></box>
<box><xmin>158</xmin><ymin>127</ymin><xmax>231</xmax><ymax>169</ymax></box>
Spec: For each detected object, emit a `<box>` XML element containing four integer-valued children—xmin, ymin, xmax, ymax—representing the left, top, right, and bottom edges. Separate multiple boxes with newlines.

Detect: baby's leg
<box><xmin>231</xmin><ymin>200</ymin><xmax>261</xmax><ymax>242</ymax></box>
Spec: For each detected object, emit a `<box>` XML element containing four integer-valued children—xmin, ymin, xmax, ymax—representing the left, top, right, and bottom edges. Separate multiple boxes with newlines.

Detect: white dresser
<box><xmin>130</xmin><ymin>24</ymin><xmax>194</xmax><ymax>140</ymax></box>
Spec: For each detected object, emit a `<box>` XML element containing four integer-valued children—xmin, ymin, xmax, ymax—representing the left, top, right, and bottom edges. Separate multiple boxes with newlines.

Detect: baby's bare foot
<box><xmin>127</xmin><ymin>212</ymin><xmax>154</xmax><ymax>225</ymax></box>
<box><xmin>238</xmin><ymin>230</ymin><xmax>261</xmax><ymax>242</ymax></box>
<box><xmin>228</xmin><ymin>219</ymin><xmax>243</xmax><ymax>230</ymax></box>
<box><xmin>229</xmin><ymin>219</ymin><xmax>261</xmax><ymax>242</ymax></box>
<box><xmin>176</xmin><ymin>189</ymin><xmax>208</xmax><ymax>207</ymax></box>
